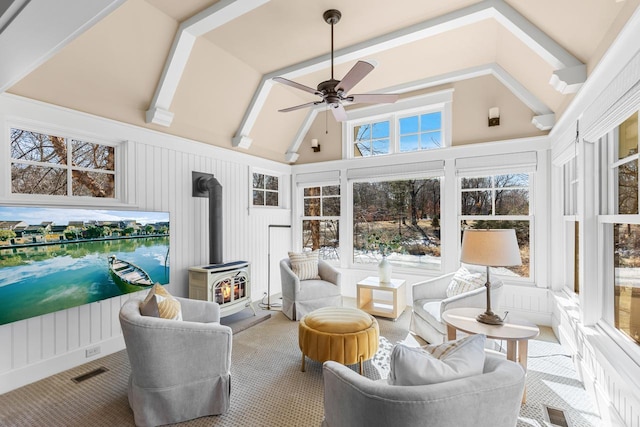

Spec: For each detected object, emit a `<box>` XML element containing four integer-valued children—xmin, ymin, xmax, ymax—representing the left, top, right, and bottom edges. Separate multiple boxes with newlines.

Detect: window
<box><xmin>10</xmin><ymin>128</ymin><xmax>116</xmax><ymax>198</ymax></box>
<box><xmin>353</xmin><ymin>178</ymin><xmax>441</xmax><ymax>270</ymax></box>
<box><xmin>601</xmin><ymin>112</ymin><xmax>640</xmax><ymax>346</ymax></box>
<box><xmin>301</xmin><ymin>185</ymin><xmax>340</xmax><ymax>260</ymax></box>
<box><xmin>563</xmin><ymin>156</ymin><xmax>580</xmax><ymax>294</ymax></box>
<box><xmin>353</xmin><ymin>120</ymin><xmax>390</xmax><ymax>157</ymax></box>
<box><xmin>460</xmin><ymin>174</ymin><xmax>531</xmax><ymax>278</ymax></box>
<box><xmin>252</xmin><ymin>172</ymin><xmax>279</xmax><ymax>207</ymax></box>
<box><xmin>399</xmin><ymin>112</ymin><xmax>442</xmax><ymax>152</ymax></box>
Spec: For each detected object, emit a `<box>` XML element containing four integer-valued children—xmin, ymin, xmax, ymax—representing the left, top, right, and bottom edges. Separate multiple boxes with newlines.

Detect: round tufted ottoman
<box><xmin>298</xmin><ymin>306</ymin><xmax>379</xmax><ymax>374</ymax></box>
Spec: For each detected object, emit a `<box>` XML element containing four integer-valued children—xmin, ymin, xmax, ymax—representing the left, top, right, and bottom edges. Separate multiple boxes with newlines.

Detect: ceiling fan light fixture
<box><xmin>272</xmin><ymin>9</ymin><xmax>399</xmax><ymax>122</ymax></box>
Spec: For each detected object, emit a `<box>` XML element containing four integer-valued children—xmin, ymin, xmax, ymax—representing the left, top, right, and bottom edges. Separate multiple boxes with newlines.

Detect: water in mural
<box><xmin>0</xmin><ymin>207</ymin><xmax>170</xmax><ymax>325</ymax></box>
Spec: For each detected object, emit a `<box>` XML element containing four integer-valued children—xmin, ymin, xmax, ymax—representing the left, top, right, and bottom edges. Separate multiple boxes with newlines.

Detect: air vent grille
<box><xmin>71</xmin><ymin>367</ymin><xmax>108</xmax><ymax>383</ymax></box>
<box><xmin>543</xmin><ymin>405</ymin><xmax>570</xmax><ymax>427</ymax></box>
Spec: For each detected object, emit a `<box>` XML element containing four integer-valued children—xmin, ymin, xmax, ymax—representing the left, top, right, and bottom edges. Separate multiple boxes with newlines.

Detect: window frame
<box><xmin>250</xmin><ymin>169</ymin><xmax>282</xmax><ymax>209</ymax></box>
<box><xmin>298</xmin><ymin>181</ymin><xmax>341</xmax><ymax>263</ymax></box>
<box><xmin>348</xmin><ymin>171</ymin><xmax>444</xmax><ymax>273</ymax></box>
<box><xmin>458</xmin><ymin>173</ymin><xmax>534</xmax><ymax>283</ymax></box>
<box><xmin>4</xmin><ymin>120</ymin><xmax>127</xmax><ymax>205</ymax></box>
<box><xmin>598</xmin><ymin>112</ymin><xmax>640</xmax><ymax>359</ymax></box>
<box><xmin>343</xmin><ymin>89</ymin><xmax>453</xmax><ymax>160</ymax></box>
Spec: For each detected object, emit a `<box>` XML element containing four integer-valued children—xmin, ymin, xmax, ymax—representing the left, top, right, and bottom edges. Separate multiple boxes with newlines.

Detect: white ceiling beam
<box><xmin>236</xmin><ymin>0</ymin><xmax>581</xmax><ymax>150</ymax></box>
<box><xmin>146</xmin><ymin>0</ymin><xmax>270</xmax><ymax>126</ymax></box>
<box><xmin>0</xmin><ymin>0</ymin><xmax>126</xmax><ymax>93</ymax></box>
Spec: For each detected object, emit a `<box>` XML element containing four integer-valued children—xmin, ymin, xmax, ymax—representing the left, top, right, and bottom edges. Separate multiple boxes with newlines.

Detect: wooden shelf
<box><xmin>357</xmin><ymin>276</ymin><xmax>406</xmax><ymax>320</ymax></box>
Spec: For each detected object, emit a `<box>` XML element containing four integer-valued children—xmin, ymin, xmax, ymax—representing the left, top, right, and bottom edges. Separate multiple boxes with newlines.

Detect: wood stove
<box><xmin>188</xmin><ymin>261</ymin><xmax>255</xmax><ymax>317</ymax></box>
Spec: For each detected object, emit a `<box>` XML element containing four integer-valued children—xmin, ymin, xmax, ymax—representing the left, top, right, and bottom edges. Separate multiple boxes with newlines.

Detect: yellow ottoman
<box><xmin>298</xmin><ymin>306</ymin><xmax>379</xmax><ymax>374</ymax></box>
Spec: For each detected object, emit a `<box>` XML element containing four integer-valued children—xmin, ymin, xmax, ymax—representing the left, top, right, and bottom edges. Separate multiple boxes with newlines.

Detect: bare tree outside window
<box><xmin>353</xmin><ymin>178</ymin><xmax>441</xmax><ymax>269</ymax></box>
<box><xmin>10</xmin><ymin>129</ymin><xmax>115</xmax><ymax>198</ymax></box>
<box><xmin>460</xmin><ymin>174</ymin><xmax>531</xmax><ymax>277</ymax></box>
<box><xmin>302</xmin><ymin>185</ymin><xmax>340</xmax><ymax>260</ymax></box>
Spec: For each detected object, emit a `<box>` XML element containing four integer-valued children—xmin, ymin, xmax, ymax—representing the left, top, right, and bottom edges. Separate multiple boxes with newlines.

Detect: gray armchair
<box><xmin>280</xmin><ymin>258</ymin><xmax>342</xmax><ymax>320</ymax></box>
<box><xmin>119</xmin><ymin>296</ymin><xmax>232</xmax><ymax>427</ymax></box>
<box><xmin>322</xmin><ymin>354</ymin><xmax>524</xmax><ymax>427</ymax></box>
<box><xmin>410</xmin><ymin>269</ymin><xmax>503</xmax><ymax>344</ymax></box>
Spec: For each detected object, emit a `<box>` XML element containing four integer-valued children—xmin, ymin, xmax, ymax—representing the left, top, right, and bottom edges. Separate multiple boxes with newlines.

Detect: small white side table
<box><xmin>356</xmin><ymin>276</ymin><xmax>406</xmax><ymax>320</ymax></box>
<box><xmin>442</xmin><ymin>307</ymin><xmax>539</xmax><ymax>403</ymax></box>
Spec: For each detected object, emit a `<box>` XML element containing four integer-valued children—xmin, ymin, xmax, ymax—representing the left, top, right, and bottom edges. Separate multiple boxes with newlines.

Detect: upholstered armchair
<box><xmin>280</xmin><ymin>258</ymin><xmax>342</xmax><ymax>320</ymax></box>
<box><xmin>410</xmin><ymin>269</ymin><xmax>503</xmax><ymax>344</ymax></box>
<box><xmin>322</xmin><ymin>354</ymin><xmax>524</xmax><ymax>427</ymax></box>
<box><xmin>119</xmin><ymin>296</ymin><xmax>232</xmax><ymax>427</ymax></box>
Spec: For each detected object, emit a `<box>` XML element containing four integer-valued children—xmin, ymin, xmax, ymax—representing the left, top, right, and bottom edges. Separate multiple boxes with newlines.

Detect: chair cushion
<box><xmin>288</xmin><ymin>250</ymin><xmax>321</xmax><ymax>280</ymax></box>
<box><xmin>413</xmin><ymin>299</ymin><xmax>446</xmax><ymax>334</ymax></box>
<box><xmin>388</xmin><ymin>334</ymin><xmax>486</xmax><ymax>386</ymax></box>
<box><xmin>446</xmin><ymin>266</ymin><xmax>485</xmax><ymax>297</ymax></box>
<box><xmin>297</xmin><ymin>279</ymin><xmax>341</xmax><ymax>301</ymax></box>
<box><xmin>140</xmin><ymin>283</ymin><xmax>182</xmax><ymax>320</ymax></box>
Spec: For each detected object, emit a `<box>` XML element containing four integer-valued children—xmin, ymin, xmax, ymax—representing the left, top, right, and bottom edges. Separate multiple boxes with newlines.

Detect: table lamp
<box><xmin>460</xmin><ymin>229</ymin><xmax>521</xmax><ymax>325</ymax></box>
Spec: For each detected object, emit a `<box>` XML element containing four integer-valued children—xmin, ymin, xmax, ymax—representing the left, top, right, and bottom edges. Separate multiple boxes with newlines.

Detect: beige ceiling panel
<box><xmin>452</xmin><ymin>74</ymin><xmax>547</xmax><ymax>146</ymax></box>
<box><xmin>281</xmin><ymin>20</ymin><xmax>498</xmax><ymax>98</ymax></box>
<box><xmin>146</xmin><ymin>0</ymin><xmax>219</xmax><ymax>23</ymax></box>
<box><xmin>168</xmin><ymin>37</ymin><xmax>263</xmax><ymax>146</ymax></box>
<box><xmin>8</xmin><ymin>0</ymin><xmax>177</xmax><ymax>129</ymax></box>
<box><xmin>204</xmin><ymin>0</ymin><xmax>481</xmax><ymax>74</ymax></box>
<box><xmin>295</xmin><ymin>110</ymin><xmax>343</xmax><ymax>165</ymax></box>
<box><xmin>587</xmin><ymin>0</ymin><xmax>640</xmax><ymax>73</ymax></box>
<box><xmin>495</xmin><ymin>25</ymin><xmax>565</xmax><ymax>113</ymax></box>
<box><xmin>249</xmin><ymin>84</ymin><xmax>313</xmax><ymax>161</ymax></box>
<box><xmin>505</xmin><ymin>0</ymin><xmax>624</xmax><ymax>64</ymax></box>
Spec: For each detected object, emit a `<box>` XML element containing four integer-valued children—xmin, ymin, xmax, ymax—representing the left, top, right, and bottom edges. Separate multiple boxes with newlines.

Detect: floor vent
<box><xmin>542</xmin><ymin>405</ymin><xmax>571</xmax><ymax>427</ymax></box>
<box><xmin>72</xmin><ymin>367</ymin><xmax>109</xmax><ymax>383</ymax></box>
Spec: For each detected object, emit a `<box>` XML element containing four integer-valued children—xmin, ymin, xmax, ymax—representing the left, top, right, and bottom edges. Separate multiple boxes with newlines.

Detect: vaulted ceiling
<box><xmin>1</xmin><ymin>0</ymin><xmax>638</xmax><ymax>164</ymax></box>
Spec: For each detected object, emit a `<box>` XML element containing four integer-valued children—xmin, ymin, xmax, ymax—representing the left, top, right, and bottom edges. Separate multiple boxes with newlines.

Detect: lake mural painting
<box><xmin>0</xmin><ymin>206</ymin><xmax>170</xmax><ymax>325</ymax></box>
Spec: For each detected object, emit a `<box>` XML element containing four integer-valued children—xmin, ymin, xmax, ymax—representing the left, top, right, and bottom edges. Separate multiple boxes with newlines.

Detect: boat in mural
<box><xmin>108</xmin><ymin>255</ymin><xmax>153</xmax><ymax>289</ymax></box>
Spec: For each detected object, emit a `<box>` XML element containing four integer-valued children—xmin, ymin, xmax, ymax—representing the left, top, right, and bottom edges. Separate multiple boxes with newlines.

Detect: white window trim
<box><xmin>297</xmin><ymin>181</ymin><xmax>341</xmax><ymax>263</ymax></box>
<box><xmin>342</xmin><ymin>89</ymin><xmax>453</xmax><ymax>159</ymax></box>
<box><xmin>249</xmin><ymin>167</ymin><xmax>288</xmax><ymax>211</ymax></box>
<box><xmin>4</xmin><ymin>119</ymin><xmax>130</xmax><ymax>206</ymax></box>
<box><xmin>458</xmin><ymin>173</ymin><xmax>535</xmax><ymax>284</ymax></box>
<box><xmin>348</xmin><ymin>174</ymin><xmax>444</xmax><ymax>273</ymax></box>
<box><xmin>598</xmin><ymin>116</ymin><xmax>640</xmax><ymax>361</ymax></box>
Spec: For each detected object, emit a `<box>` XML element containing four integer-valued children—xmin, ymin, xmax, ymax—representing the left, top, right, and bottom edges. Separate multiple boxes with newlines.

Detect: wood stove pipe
<box><xmin>192</xmin><ymin>172</ymin><xmax>223</xmax><ymax>265</ymax></box>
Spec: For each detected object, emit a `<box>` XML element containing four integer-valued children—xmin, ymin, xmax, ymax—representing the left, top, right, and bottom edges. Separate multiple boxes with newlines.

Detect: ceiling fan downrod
<box><xmin>323</xmin><ymin>9</ymin><xmax>341</xmax><ymax>81</ymax></box>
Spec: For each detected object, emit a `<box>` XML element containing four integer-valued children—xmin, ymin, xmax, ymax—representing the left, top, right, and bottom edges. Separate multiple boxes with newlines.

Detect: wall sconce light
<box><xmin>488</xmin><ymin>107</ymin><xmax>500</xmax><ymax>127</ymax></box>
<box><xmin>311</xmin><ymin>138</ymin><xmax>321</xmax><ymax>152</ymax></box>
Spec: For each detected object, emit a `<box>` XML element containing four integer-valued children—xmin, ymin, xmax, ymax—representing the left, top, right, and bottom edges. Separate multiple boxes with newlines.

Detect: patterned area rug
<box><xmin>0</xmin><ymin>307</ymin><xmax>602</xmax><ymax>427</ymax></box>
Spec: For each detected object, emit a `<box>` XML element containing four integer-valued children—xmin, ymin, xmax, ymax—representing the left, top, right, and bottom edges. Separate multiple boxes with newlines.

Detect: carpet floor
<box><xmin>0</xmin><ymin>307</ymin><xmax>602</xmax><ymax>427</ymax></box>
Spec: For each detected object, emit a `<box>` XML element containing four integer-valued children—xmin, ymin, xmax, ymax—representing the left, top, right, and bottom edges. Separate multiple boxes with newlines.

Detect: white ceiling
<box><xmin>1</xmin><ymin>0</ymin><xmax>637</xmax><ymax>163</ymax></box>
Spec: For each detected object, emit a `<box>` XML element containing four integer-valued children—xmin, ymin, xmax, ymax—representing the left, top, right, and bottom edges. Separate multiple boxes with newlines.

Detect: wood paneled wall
<box><xmin>0</xmin><ymin>94</ymin><xmax>291</xmax><ymax>393</ymax></box>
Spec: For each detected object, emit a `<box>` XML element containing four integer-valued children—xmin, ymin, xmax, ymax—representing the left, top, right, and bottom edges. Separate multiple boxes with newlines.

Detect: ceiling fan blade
<box><xmin>349</xmin><ymin>93</ymin><xmax>400</xmax><ymax>104</ymax></box>
<box><xmin>278</xmin><ymin>101</ymin><xmax>324</xmax><ymax>113</ymax></box>
<box><xmin>330</xmin><ymin>103</ymin><xmax>348</xmax><ymax>122</ymax></box>
<box><xmin>273</xmin><ymin>77</ymin><xmax>320</xmax><ymax>96</ymax></box>
<box><xmin>335</xmin><ymin>61</ymin><xmax>375</xmax><ymax>94</ymax></box>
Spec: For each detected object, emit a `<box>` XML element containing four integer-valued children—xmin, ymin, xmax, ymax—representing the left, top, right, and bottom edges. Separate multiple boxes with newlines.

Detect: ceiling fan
<box><xmin>273</xmin><ymin>9</ymin><xmax>399</xmax><ymax>122</ymax></box>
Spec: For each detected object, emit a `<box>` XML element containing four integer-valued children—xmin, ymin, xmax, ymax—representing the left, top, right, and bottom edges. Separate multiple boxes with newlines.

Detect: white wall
<box><xmin>548</xmin><ymin>8</ymin><xmax>640</xmax><ymax>427</ymax></box>
<box><xmin>0</xmin><ymin>94</ymin><xmax>292</xmax><ymax>393</ymax></box>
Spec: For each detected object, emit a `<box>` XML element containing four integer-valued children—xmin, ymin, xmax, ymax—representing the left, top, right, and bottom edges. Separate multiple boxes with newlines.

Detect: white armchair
<box><xmin>280</xmin><ymin>258</ymin><xmax>342</xmax><ymax>320</ymax></box>
<box><xmin>119</xmin><ymin>297</ymin><xmax>232</xmax><ymax>426</ymax></box>
<box><xmin>410</xmin><ymin>269</ymin><xmax>503</xmax><ymax>344</ymax></box>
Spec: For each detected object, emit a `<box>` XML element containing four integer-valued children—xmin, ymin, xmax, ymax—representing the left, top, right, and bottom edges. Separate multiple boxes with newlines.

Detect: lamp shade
<box><xmin>460</xmin><ymin>229</ymin><xmax>522</xmax><ymax>267</ymax></box>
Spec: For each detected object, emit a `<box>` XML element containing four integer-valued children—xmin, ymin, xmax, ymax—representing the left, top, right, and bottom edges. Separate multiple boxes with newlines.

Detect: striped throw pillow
<box><xmin>445</xmin><ymin>266</ymin><xmax>485</xmax><ymax>297</ymax></box>
<box><xmin>288</xmin><ymin>250</ymin><xmax>321</xmax><ymax>280</ymax></box>
<box><xmin>140</xmin><ymin>283</ymin><xmax>182</xmax><ymax>320</ymax></box>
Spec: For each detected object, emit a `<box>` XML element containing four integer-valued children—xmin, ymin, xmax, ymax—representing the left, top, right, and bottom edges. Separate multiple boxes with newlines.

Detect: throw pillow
<box><xmin>388</xmin><ymin>334</ymin><xmax>486</xmax><ymax>386</ymax></box>
<box><xmin>288</xmin><ymin>250</ymin><xmax>321</xmax><ymax>280</ymax></box>
<box><xmin>445</xmin><ymin>266</ymin><xmax>486</xmax><ymax>298</ymax></box>
<box><xmin>139</xmin><ymin>283</ymin><xmax>182</xmax><ymax>320</ymax></box>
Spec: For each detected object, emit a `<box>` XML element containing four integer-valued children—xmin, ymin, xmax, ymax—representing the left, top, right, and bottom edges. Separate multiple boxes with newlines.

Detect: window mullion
<box><xmin>66</xmin><ymin>137</ymin><xmax>73</xmax><ymax>196</ymax></box>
